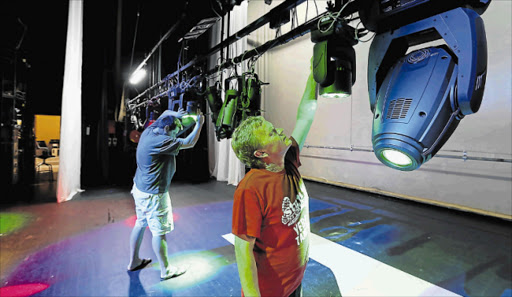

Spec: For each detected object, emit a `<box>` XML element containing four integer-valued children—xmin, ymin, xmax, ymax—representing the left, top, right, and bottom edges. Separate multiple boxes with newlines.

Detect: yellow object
<box><xmin>34</xmin><ymin>115</ymin><xmax>61</xmax><ymax>145</ymax></box>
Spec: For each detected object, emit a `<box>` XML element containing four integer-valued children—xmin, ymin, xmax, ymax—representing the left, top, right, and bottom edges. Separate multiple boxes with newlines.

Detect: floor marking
<box><xmin>222</xmin><ymin>233</ymin><xmax>461</xmax><ymax>297</ymax></box>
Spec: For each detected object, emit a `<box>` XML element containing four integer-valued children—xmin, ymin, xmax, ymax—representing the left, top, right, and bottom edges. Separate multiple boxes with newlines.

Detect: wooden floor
<box><xmin>0</xmin><ymin>176</ymin><xmax>511</xmax><ymax>297</ymax></box>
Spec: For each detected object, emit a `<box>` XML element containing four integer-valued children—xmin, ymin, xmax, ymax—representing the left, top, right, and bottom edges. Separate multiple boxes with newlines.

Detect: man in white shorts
<box><xmin>127</xmin><ymin>108</ymin><xmax>204</xmax><ymax>280</ymax></box>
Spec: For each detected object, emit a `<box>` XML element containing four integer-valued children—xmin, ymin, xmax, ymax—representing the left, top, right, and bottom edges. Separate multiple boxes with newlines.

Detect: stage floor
<box><xmin>0</xmin><ymin>179</ymin><xmax>510</xmax><ymax>297</ymax></box>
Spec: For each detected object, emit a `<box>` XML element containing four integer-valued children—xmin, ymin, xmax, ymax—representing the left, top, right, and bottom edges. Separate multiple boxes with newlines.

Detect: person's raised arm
<box><xmin>180</xmin><ymin>113</ymin><xmax>205</xmax><ymax>149</ymax></box>
<box><xmin>291</xmin><ymin>62</ymin><xmax>318</xmax><ymax>151</ymax></box>
<box><xmin>234</xmin><ymin>235</ymin><xmax>261</xmax><ymax>297</ymax></box>
<box><xmin>164</xmin><ymin>108</ymin><xmax>186</xmax><ymax>119</ymax></box>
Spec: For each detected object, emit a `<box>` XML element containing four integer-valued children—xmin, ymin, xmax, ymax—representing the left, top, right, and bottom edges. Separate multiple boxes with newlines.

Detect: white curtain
<box><xmin>57</xmin><ymin>0</ymin><xmax>84</xmax><ymax>203</ymax></box>
<box><xmin>207</xmin><ymin>2</ymin><xmax>249</xmax><ymax>186</ymax></box>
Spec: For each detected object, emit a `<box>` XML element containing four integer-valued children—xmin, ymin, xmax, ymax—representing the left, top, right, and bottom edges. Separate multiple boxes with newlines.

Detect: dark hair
<box><xmin>151</xmin><ymin>111</ymin><xmax>178</xmax><ymax>130</ymax></box>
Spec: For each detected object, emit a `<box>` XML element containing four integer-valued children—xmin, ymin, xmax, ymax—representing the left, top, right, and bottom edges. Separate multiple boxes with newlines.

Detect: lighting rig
<box><xmin>214</xmin><ymin>68</ymin><xmax>268</xmax><ymax>140</ymax></box>
<box><xmin>124</xmin><ymin>0</ymin><xmax>491</xmax><ymax>172</ymax></box>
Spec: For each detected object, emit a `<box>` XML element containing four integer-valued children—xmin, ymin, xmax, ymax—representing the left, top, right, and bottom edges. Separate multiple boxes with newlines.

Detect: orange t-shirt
<box><xmin>232</xmin><ymin>138</ymin><xmax>310</xmax><ymax>297</ymax></box>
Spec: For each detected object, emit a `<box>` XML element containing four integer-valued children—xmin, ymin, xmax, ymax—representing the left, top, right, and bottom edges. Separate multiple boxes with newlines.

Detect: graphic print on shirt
<box><xmin>282</xmin><ymin>192</ymin><xmax>309</xmax><ymax>246</ymax></box>
<box><xmin>281</xmin><ymin>194</ymin><xmax>303</xmax><ymax>226</ymax></box>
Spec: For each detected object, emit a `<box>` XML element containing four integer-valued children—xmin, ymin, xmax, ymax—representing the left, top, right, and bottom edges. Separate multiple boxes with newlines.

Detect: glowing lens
<box><xmin>382</xmin><ymin>149</ymin><xmax>413</xmax><ymax>166</ymax></box>
<box><xmin>129</xmin><ymin>68</ymin><xmax>147</xmax><ymax>84</ymax></box>
<box><xmin>181</xmin><ymin>115</ymin><xmax>196</xmax><ymax>120</ymax></box>
<box><xmin>320</xmin><ymin>92</ymin><xmax>350</xmax><ymax>99</ymax></box>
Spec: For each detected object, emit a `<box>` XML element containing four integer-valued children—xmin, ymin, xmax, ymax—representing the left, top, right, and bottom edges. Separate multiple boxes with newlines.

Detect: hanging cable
<box><xmin>129</xmin><ymin>5</ymin><xmax>141</xmax><ymax>71</ymax></box>
<box><xmin>354</xmin><ymin>20</ymin><xmax>375</xmax><ymax>43</ymax></box>
<box><xmin>317</xmin><ymin>0</ymin><xmax>353</xmax><ymax>33</ymax></box>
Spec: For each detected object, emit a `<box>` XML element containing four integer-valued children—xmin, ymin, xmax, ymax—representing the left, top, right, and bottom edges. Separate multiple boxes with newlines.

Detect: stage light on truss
<box><xmin>368</xmin><ymin>6</ymin><xmax>488</xmax><ymax>171</ymax></box>
<box><xmin>311</xmin><ymin>19</ymin><xmax>357</xmax><ymax>99</ymax></box>
<box><xmin>371</xmin><ymin>47</ymin><xmax>462</xmax><ymax>171</ymax></box>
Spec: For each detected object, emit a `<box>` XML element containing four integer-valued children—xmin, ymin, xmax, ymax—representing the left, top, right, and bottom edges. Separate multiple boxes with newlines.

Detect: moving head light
<box><xmin>311</xmin><ymin>17</ymin><xmax>357</xmax><ymax>98</ymax></box>
<box><xmin>205</xmin><ymin>85</ymin><xmax>223</xmax><ymax>126</ymax></box>
<box><xmin>365</xmin><ymin>2</ymin><xmax>489</xmax><ymax>171</ymax></box>
<box><xmin>214</xmin><ymin>72</ymin><xmax>265</xmax><ymax>140</ymax></box>
<box><xmin>216</xmin><ymin>76</ymin><xmax>243</xmax><ymax>140</ymax></box>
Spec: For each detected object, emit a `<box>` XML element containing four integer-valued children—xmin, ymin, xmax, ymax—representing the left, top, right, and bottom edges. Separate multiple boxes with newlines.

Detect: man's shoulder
<box><xmin>235</xmin><ymin>170</ymin><xmax>262</xmax><ymax>191</ymax></box>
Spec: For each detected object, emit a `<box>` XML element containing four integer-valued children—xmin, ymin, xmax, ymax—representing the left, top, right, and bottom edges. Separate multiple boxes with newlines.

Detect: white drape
<box><xmin>207</xmin><ymin>3</ymin><xmax>248</xmax><ymax>186</ymax></box>
<box><xmin>57</xmin><ymin>0</ymin><xmax>83</xmax><ymax>203</ymax></box>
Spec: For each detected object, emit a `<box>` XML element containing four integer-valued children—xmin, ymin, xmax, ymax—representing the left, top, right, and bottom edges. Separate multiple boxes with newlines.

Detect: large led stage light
<box><xmin>367</xmin><ymin>6</ymin><xmax>488</xmax><ymax>171</ymax></box>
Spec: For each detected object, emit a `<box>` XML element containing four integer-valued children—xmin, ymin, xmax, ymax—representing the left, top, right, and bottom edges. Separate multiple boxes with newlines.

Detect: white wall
<box><xmin>247</xmin><ymin>0</ymin><xmax>512</xmax><ymax>218</ymax></box>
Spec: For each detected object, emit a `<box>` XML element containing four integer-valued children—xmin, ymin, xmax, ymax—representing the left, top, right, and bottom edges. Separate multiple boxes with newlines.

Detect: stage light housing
<box><xmin>181</xmin><ymin>101</ymin><xmax>199</xmax><ymax>129</ymax></box>
<box><xmin>311</xmin><ymin>18</ymin><xmax>357</xmax><ymax>99</ymax></box>
<box><xmin>240</xmin><ymin>72</ymin><xmax>264</xmax><ymax>119</ymax></box>
<box><xmin>372</xmin><ymin>46</ymin><xmax>462</xmax><ymax>171</ymax></box>
<box><xmin>215</xmin><ymin>75</ymin><xmax>243</xmax><ymax>140</ymax></box>
<box><xmin>368</xmin><ymin>7</ymin><xmax>488</xmax><ymax>171</ymax></box>
<box><xmin>205</xmin><ymin>85</ymin><xmax>223</xmax><ymax>125</ymax></box>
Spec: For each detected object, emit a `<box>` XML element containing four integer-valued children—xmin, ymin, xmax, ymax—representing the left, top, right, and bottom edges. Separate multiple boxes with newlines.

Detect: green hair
<box><xmin>231</xmin><ymin>116</ymin><xmax>266</xmax><ymax>169</ymax></box>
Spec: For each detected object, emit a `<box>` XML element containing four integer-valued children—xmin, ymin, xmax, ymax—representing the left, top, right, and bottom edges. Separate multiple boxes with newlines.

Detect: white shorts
<box><xmin>131</xmin><ymin>184</ymin><xmax>174</xmax><ymax>236</ymax></box>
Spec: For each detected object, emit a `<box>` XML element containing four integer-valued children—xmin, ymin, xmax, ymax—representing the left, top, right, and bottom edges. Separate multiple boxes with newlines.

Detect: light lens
<box><xmin>320</xmin><ymin>92</ymin><xmax>350</xmax><ymax>99</ymax></box>
<box><xmin>382</xmin><ymin>149</ymin><xmax>413</xmax><ymax>166</ymax></box>
<box><xmin>129</xmin><ymin>68</ymin><xmax>147</xmax><ymax>85</ymax></box>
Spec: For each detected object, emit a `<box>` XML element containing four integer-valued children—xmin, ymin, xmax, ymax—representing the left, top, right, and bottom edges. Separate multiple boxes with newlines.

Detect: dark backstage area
<box><xmin>0</xmin><ymin>0</ymin><xmax>511</xmax><ymax>296</ymax></box>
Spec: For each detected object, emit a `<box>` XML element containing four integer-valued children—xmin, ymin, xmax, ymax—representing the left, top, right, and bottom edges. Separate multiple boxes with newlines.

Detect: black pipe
<box><xmin>206</xmin><ymin>11</ymin><xmax>327</xmax><ymax>75</ymax></box>
<box><xmin>220</xmin><ymin>13</ymin><xmax>225</xmax><ymax>84</ymax></box>
<box><xmin>208</xmin><ymin>0</ymin><xmax>307</xmax><ymax>58</ymax></box>
<box><xmin>130</xmin><ymin>13</ymin><xmax>185</xmax><ymax>75</ymax></box>
<box><xmin>164</xmin><ymin>0</ymin><xmax>310</xmax><ymax>80</ymax></box>
<box><xmin>126</xmin><ymin>0</ymin><xmax>362</xmax><ymax>104</ymax></box>
<box><xmin>226</xmin><ymin>10</ymin><xmax>230</xmax><ymax>62</ymax></box>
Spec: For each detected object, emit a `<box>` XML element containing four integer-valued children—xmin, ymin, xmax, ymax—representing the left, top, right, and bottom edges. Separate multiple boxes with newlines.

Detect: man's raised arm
<box><xmin>292</xmin><ymin>66</ymin><xmax>318</xmax><ymax>151</ymax></box>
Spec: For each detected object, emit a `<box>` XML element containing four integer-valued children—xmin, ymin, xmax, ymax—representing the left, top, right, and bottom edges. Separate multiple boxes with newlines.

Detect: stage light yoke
<box><xmin>367</xmin><ymin>5</ymin><xmax>488</xmax><ymax>171</ymax></box>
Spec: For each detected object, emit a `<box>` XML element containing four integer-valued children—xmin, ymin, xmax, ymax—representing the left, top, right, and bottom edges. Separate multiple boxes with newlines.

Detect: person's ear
<box><xmin>254</xmin><ymin>150</ymin><xmax>268</xmax><ymax>159</ymax></box>
<box><xmin>164</xmin><ymin>125</ymin><xmax>170</xmax><ymax>133</ymax></box>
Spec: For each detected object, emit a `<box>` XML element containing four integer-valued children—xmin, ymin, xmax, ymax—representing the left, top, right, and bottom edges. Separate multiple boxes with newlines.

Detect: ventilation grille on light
<box><xmin>407</xmin><ymin>49</ymin><xmax>431</xmax><ymax>64</ymax></box>
<box><xmin>386</xmin><ymin>98</ymin><xmax>413</xmax><ymax>119</ymax></box>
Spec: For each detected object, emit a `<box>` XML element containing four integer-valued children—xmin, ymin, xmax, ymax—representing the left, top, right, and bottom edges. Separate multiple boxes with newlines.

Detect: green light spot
<box><xmin>0</xmin><ymin>213</ymin><xmax>32</xmax><ymax>236</ymax></box>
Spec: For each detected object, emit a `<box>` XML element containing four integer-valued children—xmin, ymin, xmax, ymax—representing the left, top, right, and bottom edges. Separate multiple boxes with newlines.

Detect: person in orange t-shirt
<box><xmin>231</xmin><ymin>65</ymin><xmax>318</xmax><ymax>297</ymax></box>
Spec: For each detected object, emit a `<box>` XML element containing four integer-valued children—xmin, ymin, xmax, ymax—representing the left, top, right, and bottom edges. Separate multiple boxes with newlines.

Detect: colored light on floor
<box><xmin>123</xmin><ymin>213</ymin><xmax>181</xmax><ymax>228</ymax></box>
<box><xmin>0</xmin><ymin>283</ymin><xmax>50</xmax><ymax>297</ymax></box>
<box><xmin>123</xmin><ymin>215</ymin><xmax>138</xmax><ymax>227</ymax></box>
<box><xmin>155</xmin><ymin>250</ymin><xmax>228</xmax><ymax>291</ymax></box>
<box><xmin>0</xmin><ymin>213</ymin><xmax>32</xmax><ymax>236</ymax></box>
